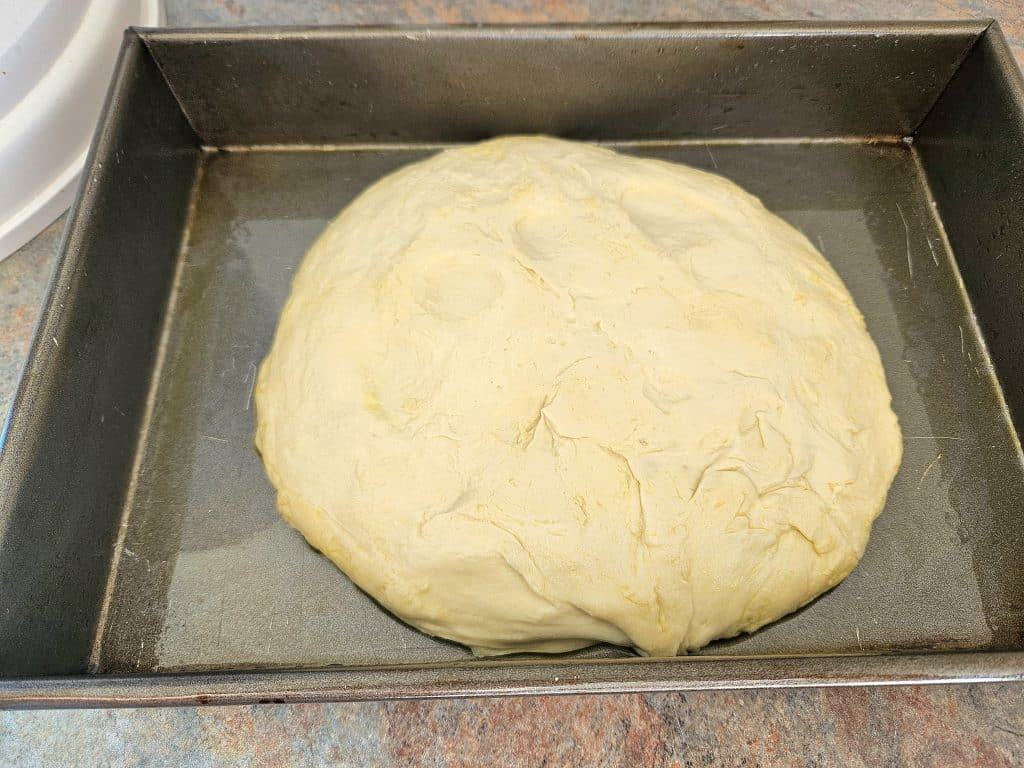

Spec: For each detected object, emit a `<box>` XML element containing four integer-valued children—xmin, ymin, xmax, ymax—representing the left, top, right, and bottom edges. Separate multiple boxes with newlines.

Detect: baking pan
<box><xmin>1</xmin><ymin>22</ymin><xmax>1023</xmax><ymax>707</ymax></box>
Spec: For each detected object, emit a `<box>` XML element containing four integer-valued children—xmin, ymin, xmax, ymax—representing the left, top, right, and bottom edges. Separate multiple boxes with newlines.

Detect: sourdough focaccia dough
<box><xmin>255</xmin><ymin>136</ymin><xmax>902</xmax><ymax>656</ymax></box>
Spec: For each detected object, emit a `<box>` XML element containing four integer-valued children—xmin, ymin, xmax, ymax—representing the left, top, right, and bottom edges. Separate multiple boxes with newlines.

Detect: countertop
<box><xmin>1</xmin><ymin>1</ymin><xmax>1023</xmax><ymax>765</ymax></box>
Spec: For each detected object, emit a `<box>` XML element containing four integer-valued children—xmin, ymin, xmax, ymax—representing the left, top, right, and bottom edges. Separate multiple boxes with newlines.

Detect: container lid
<box><xmin>0</xmin><ymin>0</ymin><xmax>164</xmax><ymax>261</ymax></box>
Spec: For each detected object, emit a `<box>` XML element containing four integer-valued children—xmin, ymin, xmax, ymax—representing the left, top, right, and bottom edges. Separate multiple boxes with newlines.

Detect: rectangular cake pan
<box><xmin>2</xmin><ymin>22</ymin><xmax>1023</xmax><ymax>707</ymax></box>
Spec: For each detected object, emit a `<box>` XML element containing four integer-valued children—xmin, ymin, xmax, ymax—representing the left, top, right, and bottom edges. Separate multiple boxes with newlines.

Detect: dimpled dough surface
<box><xmin>254</xmin><ymin>136</ymin><xmax>902</xmax><ymax>657</ymax></box>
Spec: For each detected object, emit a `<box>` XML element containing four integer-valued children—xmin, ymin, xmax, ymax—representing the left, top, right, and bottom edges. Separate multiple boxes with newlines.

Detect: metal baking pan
<box><xmin>2</xmin><ymin>22</ymin><xmax>1023</xmax><ymax>707</ymax></box>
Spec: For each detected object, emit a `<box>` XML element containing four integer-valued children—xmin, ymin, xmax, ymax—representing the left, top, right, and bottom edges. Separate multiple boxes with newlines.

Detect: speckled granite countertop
<box><xmin>2</xmin><ymin>1</ymin><xmax>1023</xmax><ymax>765</ymax></box>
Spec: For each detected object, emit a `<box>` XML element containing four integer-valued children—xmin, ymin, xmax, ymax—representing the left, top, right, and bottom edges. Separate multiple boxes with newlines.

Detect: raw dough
<box><xmin>255</xmin><ymin>136</ymin><xmax>902</xmax><ymax>656</ymax></box>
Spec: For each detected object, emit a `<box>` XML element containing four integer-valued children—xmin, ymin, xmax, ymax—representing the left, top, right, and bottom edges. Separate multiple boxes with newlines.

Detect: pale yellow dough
<box><xmin>255</xmin><ymin>136</ymin><xmax>902</xmax><ymax>656</ymax></box>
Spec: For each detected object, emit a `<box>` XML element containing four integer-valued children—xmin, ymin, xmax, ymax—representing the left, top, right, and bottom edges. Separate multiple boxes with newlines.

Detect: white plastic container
<box><xmin>0</xmin><ymin>0</ymin><xmax>163</xmax><ymax>261</ymax></box>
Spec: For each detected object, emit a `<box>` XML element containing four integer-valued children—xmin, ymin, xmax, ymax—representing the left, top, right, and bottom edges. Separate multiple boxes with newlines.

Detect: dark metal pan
<box><xmin>2</xmin><ymin>22</ymin><xmax>1023</xmax><ymax>707</ymax></box>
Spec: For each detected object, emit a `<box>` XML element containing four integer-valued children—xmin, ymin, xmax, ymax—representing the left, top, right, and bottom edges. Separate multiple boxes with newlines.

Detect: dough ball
<box><xmin>255</xmin><ymin>136</ymin><xmax>902</xmax><ymax>656</ymax></box>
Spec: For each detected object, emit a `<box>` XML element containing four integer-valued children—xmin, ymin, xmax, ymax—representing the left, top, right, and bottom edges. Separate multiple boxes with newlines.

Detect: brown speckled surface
<box><xmin>1</xmin><ymin>1</ymin><xmax>1023</xmax><ymax>765</ymax></box>
<box><xmin>1</xmin><ymin>688</ymin><xmax>1023</xmax><ymax>765</ymax></box>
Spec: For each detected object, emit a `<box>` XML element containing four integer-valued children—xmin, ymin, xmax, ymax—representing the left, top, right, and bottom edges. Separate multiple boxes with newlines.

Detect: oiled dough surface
<box><xmin>255</xmin><ymin>136</ymin><xmax>902</xmax><ymax>656</ymax></box>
